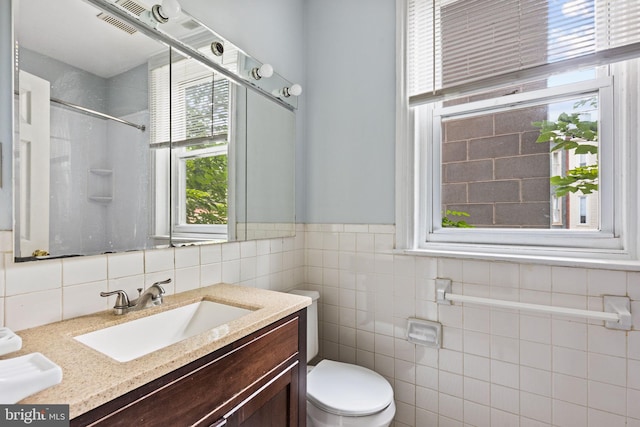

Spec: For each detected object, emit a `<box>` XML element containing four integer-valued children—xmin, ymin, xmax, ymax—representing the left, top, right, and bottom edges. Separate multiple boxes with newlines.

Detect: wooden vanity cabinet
<box><xmin>71</xmin><ymin>310</ymin><xmax>307</xmax><ymax>427</ymax></box>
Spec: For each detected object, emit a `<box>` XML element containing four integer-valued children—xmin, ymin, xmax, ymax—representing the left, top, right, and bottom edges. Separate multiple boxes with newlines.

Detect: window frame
<box><xmin>172</xmin><ymin>144</ymin><xmax>229</xmax><ymax>237</ymax></box>
<box><xmin>420</xmin><ymin>76</ymin><xmax>615</xmax><ymax>249</ymax></box>
<box><xmin>395</xmin><ymin>0</ymin><xmax>640</xmax><ymax>266</ymax></box>
<box><xmin>149</xmin><ymin>50</ymin><xmax>236</xmax><ymax>242</ymax></box>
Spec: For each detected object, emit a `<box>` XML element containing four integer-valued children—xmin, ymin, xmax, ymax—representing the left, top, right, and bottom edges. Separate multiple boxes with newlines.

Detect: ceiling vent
<box><xmin>116</xmin><ymin>0</ymin><xmax>147</xmax><ymax>16</ymax></box>
<box><xmin>97</xmin><ymin>13</ymin><xmax>138</xmax><ymax>35</ymax></box>
<box><xmin>96</xmin><ymin>0</ymin><xmax>148</xmax><ymax>35</ymax></box>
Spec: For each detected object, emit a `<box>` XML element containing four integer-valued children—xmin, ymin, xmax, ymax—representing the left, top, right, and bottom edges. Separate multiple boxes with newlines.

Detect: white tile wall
<box><xmin>175</xmin><ymin>246</ymin><xmax>200</xmax><ymax>268</ymax></box>
<box><xmin>0</xmin><ymin>228</ymin><xmax>304</xmax><ymax>332</ymax></box>
<box><xmin>62</xmin><ymin>257</ymin><xmax>108</xmax><ymax>287</ymax></box>
<box><xmin>174</xmin><ymin>266</ymin><xmax>200</xmax><ymax>293</ymax></box>
<box><xmin>553</xmin><ymin>372</ymin><xmax>587</xmax><ymax>405</ymax></box>
<box><xmin>6</xmin><ymin>259</ymin><xmax>62</xmax><ymax>295</ymax></box>
<box><xmin>299</xmin><ymin>224</ymin><xmax>640</xmax><ymax>427</ymax></box>
<box><xmin>144</xmin><ymin>248</ymin><xmax>175</xmax><ymax>274</ymax></box>
<box><xmin>200</xmin><ymin>243</ymin><xmax>222</xmax><ymax>264</ymax></box>
<box><xmin>108</xmin><ymin>252</ymin><xmax>144</xmax><ymax>279</ymax></box>
<box><xmin>6</xmin><ymin>289</ymin><xmax>62</xmax><ymax>331</ymax></box>
<box><xmin>2</xmin><ymin>224</ymin><xmax>640</xmax><ymax>426</ymax></box>
<box><xmin>553</xmin><ymin>399</ymin><xmax>588</xmax><ymax>427</ymax></box>
<box><xmin>521</xmin><ymin>366</ymin><xmax>551</xmax><ymax>397</ymax></box>
<box><xmin>63</xmin><ymin>280</ymin><xmax>109</xmax><ymax>319</ymax></box>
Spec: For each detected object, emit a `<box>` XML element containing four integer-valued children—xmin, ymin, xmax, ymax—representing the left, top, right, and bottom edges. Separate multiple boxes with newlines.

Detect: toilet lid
<box><xmin>307</xmin><ymin>360</ymin><xmax>394</xmax><ymax>416</ymax></box>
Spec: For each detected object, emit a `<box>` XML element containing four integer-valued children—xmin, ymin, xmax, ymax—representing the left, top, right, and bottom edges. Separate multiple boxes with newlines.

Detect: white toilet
<box><xmin>290</xmin><ymin>290</ymin><xmax>396</xmax><ymax>427</ymax></box>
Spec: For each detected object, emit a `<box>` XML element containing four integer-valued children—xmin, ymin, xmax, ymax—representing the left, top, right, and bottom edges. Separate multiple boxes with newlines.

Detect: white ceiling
<box><xmin>15</xmin><ymin>0</ymin><xmax>176</xmax><ymax>78</ymax></box>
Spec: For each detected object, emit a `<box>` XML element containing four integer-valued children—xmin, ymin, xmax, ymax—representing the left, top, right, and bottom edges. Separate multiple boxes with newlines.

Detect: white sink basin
<box><xmin>74</xmin><ymin>301</ymin><xmax>254</xmax><ymax>362</ymax></box>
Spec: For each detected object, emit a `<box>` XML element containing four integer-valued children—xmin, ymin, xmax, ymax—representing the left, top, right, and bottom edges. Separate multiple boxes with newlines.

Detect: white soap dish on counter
<box><xmin>0</xmin><ymin>328</ymin><xmax>22</xmax><ymax>356</ymax></box>
<box><xmin>0</xmin><ymin>352</ymin><xmax>63</xmax><ymax>403</ymax></box>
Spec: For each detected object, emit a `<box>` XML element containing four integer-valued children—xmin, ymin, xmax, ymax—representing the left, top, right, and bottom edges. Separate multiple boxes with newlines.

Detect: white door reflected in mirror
<box><xmin>18</xmin><ymin>71</ymin><xmax>50</xmax><ymax>257</ymax></box>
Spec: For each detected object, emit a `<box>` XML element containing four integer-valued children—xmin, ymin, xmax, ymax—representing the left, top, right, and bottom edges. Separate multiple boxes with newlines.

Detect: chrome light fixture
<box><xmin>143</xmin><ymin>0</ymin><xmax>181</xmax><ymax>25</ymax></box>
<box><xmin>282</xmin><ymin>84</ymin><xmax>302</xmax><ymax>98</ymax></box>
<box><xmin>250</xmin><ymin>63</ymin><xmax>274</xmax><ymax>80</ymax></box>
<box><xmin>211</xmin><ymin>41</ymin><xmax>224</xmax><ymax>57</ymax></box>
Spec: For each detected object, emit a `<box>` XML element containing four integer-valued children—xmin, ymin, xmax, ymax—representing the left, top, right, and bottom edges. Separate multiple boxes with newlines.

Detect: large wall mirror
<box><xmin>13</xmin><ymin>0</ymin><xmax>296</xmax><ymax>261</ymax></box>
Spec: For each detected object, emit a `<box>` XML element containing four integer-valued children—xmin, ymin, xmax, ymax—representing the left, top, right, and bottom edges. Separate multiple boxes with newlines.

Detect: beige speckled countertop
<box><xmin>7</xmin><ymin>284</ymin><xmax>311</xmax><ymax>419</ymax></box>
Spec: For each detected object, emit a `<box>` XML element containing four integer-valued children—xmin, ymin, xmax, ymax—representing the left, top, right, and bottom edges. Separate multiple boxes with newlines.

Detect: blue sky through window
<box><xmin>548</xmin><ymin>0</ymin><xmax>595</xmax><ymax>63</ymax></box>
<box><xmin>547</xmin><ymin>0</ymin><xmax>597</xmax><ymax>121</ymax></box>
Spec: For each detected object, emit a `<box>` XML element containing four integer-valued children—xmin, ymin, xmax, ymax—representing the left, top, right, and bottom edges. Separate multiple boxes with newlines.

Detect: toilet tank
<box><xmin>289</xmin><ymin>289</ymin><xmax>319</xmax><ymax>362</ymax></box>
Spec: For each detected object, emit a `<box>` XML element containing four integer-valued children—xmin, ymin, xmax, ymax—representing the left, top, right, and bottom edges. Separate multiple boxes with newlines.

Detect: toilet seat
<box><xmin>307</xmin><ymin>360</ymin><xmax>394</xmax><ymax>416</ymax></box>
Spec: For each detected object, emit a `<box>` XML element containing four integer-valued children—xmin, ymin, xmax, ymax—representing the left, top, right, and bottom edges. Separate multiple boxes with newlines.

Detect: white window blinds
<box><xmin>150</xmin><ymin>60</ymin><xmax>229</xmax><ymax>146</ymax></box>
<box><xmin>149</xmin><ymin>41</ymin><xmax>238</xmax><ymax>146</ymax></box>
<box><xmin>150</xmin><ymin>61</ymin><xmax>170</xmax><ymax>145</ymax></box>
<box><xmin>408</xmin><ymin>0</ymin><xmax>640</xmax><ymax>103</ymax></box>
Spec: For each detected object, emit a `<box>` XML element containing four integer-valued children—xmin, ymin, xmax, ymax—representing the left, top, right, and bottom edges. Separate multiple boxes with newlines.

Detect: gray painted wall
<box><xmin>303</xmin><ymin>0</ymin><xmax>396</xmax><ymax>224</ymax></box>
<box><xmin>107</xmin><ymin>64</ymin><xmax>149</xmax><ymax>117</ymax></box>
<box><xmin>18</xmin><ymin>48</ymin><xmax>107</xmax><ymax>112</ymax></box>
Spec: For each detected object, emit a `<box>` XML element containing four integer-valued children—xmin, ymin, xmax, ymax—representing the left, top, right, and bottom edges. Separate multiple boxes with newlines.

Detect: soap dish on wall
<box><xmin>0</xmin><ymin>328</ymin><xmax>22</xmax><ymax>356</ymax></box>
<box><xmin>406</xmin><ymin>318</ymin><xmax>442</xmax><ymax>348</ymax></box>
<box><xmin>0</xmin><ymin>353</ymin><xmax>63</xmax><ymax>403</ymax></box>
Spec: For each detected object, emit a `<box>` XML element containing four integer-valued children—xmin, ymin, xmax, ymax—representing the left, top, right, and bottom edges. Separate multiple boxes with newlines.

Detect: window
<box><xmin>172</xmin><ymin>76</ymin><xmax>231</xmax><ymax>238</ymax></box>
<box><xmin>428</xmin><ymin>81</ymin><xmax>605</xmax><ymax>235</ymax></box>
<box><xmin>399</xmin><ymin>0</ymin><xmax>640</xmax><ymax>261</ymax></box>
<box><xmin>579</xmin><ymin>196</ymin><xmax>588</xmax><ymax>224</ymax></box>
<box><xmin>150</xmin><ymin>46</ymin><xmax>237</xmax><ymax>241</ymax></box>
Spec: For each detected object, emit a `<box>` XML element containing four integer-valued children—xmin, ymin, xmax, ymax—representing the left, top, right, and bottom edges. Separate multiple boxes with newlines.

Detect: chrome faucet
<box><xmin>101</xmin><ymin>278</ymin><xmax>171</xmax><ymax>315</ymax></box>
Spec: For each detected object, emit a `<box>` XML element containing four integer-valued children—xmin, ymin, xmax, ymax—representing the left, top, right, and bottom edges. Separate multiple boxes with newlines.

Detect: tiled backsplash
<box><xmin>0</xmin><ymin>228</ymin><xmax>305</xmax><ymax>331</ymax></box>
<box><xmin>2</xmin><ymin>224</ymin><xmax>639</xmax><ymax>426</ymax></box>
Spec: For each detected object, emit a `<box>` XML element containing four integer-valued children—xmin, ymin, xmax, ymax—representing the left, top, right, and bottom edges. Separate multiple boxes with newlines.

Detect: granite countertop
<box><xmin>7</xmin><ymin>283</ymin><xmax>311</xmax><ymax>418</ymax></box>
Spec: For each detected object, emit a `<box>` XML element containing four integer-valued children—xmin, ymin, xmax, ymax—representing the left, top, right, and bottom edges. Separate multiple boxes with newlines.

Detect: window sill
<box><xmin>398</xmin><ymin>244</ymin><xmax>640</xmax><ymax>271</ymax></box>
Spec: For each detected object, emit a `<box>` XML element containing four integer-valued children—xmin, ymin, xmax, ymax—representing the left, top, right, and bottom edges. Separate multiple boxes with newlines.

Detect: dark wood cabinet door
<box><xmin>225</xmin><ymin>362</ymin><xmax>299</xmax><ymax>427</ymax></box>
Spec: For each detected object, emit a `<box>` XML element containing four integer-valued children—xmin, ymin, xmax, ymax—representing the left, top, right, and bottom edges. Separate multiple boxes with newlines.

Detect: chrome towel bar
<box><xmin>435</xmin><ymin>278</ymin><xmax>632</xmax><ymax>331</ymax></box>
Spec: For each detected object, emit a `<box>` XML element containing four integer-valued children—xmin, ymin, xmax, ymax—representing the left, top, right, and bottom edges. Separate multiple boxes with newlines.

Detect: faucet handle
<box><xmin>100</xmin><ymin>290</ymin><xmax>131</xmax><ymax>315</ymax></box>
<box><xmin>150</xmin><ymin>279</ymin><xmax>170</xmax><ymax>305</ymax></box>
<box><xmin>151</xmin><ymin>278</ymin><xmax>171</xmax><ymax>295</ymax></box>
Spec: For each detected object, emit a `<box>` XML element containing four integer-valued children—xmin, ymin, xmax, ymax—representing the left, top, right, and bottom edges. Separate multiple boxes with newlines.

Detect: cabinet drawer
<box><xmin>75</xmin><ymin>316</ymin><xmax>300</xmax><ymax>426</ymax></box>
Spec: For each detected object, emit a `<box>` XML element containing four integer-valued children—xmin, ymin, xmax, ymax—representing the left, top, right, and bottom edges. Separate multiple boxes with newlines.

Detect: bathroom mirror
<box><xmin>13</xmin><ymin>0</ymin><xmax>296</xmax><ymax>260</ymax></box>
<box><xmin>235</xmin><ymin>88</ymin><xmax>296</xmax><ymax>241</ymax></box>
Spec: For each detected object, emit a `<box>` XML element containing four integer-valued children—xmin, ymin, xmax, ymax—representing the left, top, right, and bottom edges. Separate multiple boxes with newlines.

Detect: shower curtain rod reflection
<box><xmin>14</xmin><ymin>91</ymin><xmax>146</xmax><ymax>131</ymax></box>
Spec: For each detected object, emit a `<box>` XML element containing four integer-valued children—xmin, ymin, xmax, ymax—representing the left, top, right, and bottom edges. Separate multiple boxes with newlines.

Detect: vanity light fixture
<box><xmin>148</xmin><ymin>0</ymin><xmax>181</xmax><ymax>24</ymax></box>
<box><xmin>250</xmin><ymin>63</ymin><xmax>274</xmax><ymax>80</ymax></box>
<box><xmin>211</xmin><ymin>41</ymin><xmax>224</xmax><ymax>57</ymax></box>
<box><xmin>282</xmin><ymin>84</ymin><xmax>302</xmax><ymax>98</ymax></box>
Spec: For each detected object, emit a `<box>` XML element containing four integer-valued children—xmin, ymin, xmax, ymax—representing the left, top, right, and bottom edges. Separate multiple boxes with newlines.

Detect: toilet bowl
<box><xmin>307</xmin><ymin>359</ymin><xmax>396</xmax><ymax>427</ymax></box>
<box><xmin>289</xmin><ymin>290</ymin><xmax>396</xmax><ymax>427</ymax></box>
